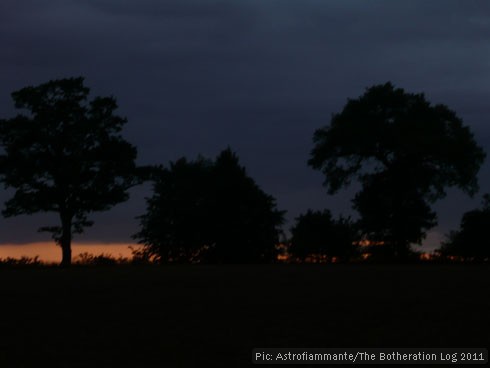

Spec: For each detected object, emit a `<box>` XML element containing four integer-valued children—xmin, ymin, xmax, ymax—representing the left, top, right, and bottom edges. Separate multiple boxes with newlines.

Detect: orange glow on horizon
<box><xmin>0</xmin><ymin>242</ymin><xmax>143</xmax><ymax>263</ymax></box>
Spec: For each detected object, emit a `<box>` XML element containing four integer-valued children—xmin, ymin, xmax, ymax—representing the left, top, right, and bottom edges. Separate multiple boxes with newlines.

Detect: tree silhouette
<box><xmin>289</xmin><ymin>210</ymin><xmax>358</xmax><ymax>262</ymax></box>
<box><xmin>0</xmin><ymin>77</ymin><xmax>147</xmax><ymax>266</ymax></box>
<box><xmin>309</xmin><ymin>82</ymin><xmax>486</xmax><ymax>259</ymax></box>
<box><xmin>134</xmin><ymin>148</ymin><xmax>285</xmax><ymax>263</ymax></box>
<box><xmin>133</xmin><ymin>157</ymin><xmax>215</xmax><ymax>263</ymax></box>
<box><xmin>440</xmin><ymin>194</ymin><xmax>490</xmax><ymax>261</ymax></box>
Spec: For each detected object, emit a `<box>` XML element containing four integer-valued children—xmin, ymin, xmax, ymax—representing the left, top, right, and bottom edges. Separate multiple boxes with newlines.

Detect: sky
<box><xmin>0</xmin><ymin>0</ymin><xmax>489</xmax><ymax>259</ymax></box>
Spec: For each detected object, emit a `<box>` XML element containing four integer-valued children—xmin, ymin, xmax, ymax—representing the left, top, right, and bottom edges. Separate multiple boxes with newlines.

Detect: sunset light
<box><xmin>0</xmin><ymin>242</ymin><xmax>141</xmax><ymax>263</ymax></box>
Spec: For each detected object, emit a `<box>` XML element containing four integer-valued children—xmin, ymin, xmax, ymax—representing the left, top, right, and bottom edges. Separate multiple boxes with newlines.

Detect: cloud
<box><xmin>0</xmin><ymin>0</ymin><xmax>489</xmax><ymax>246</ymax></box>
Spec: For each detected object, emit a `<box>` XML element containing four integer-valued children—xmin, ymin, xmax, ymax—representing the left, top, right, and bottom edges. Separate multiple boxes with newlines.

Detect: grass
<box><xmin>0</xmin><ymin>264</ymin><xmax>488</xmax><ymax>367</ymax></box>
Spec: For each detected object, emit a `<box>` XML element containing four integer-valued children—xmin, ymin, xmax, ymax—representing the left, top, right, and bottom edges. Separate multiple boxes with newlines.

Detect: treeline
<box><xmin>0</xmin><ymin>77</ymin><xmax>488</xmax><ymax>265</ymax></box>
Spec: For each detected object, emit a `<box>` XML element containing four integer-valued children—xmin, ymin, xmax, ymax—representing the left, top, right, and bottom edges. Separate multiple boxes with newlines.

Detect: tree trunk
<box><xmin>60</xmin><ymin>213</ymin><xmax>73</xmax><ymax>266</ymax></box>
<box><xmin>392</xmin><ymin>238</ymin><xmax>410</xmax><ymax>262</ymax></box>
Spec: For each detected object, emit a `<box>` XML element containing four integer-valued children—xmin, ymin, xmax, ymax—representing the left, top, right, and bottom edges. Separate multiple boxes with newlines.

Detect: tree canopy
<box><xmin>0</xmin><ymin>77</ymin><xmax>147</xmax><ymax>265</ymax></box>
<box><xmin>440</xmin><ymin>194</ymin><xmax>490</xmax><ymax>261</ymax></box>
<box><xmin>289</xmin><ymin>209</ymin><xmax>358</xmax><ymax>262</ymax></box>
<box><xmin>134</xmin><ymin>148</ymin><xmax>285</xmax><ymax>263</ymax></box>
<box><xmin>309</xmin><ymin>82</ymin><xmax>486</xmax><ymax>259</ymax></box>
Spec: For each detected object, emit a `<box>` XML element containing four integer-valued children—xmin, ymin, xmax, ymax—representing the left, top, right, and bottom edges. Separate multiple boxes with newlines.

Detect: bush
<box><xmin>73</xmin><ymin>252</ymin><xmax>130</xmax><ymax>266</ymax></box>
<box><xmin>0</xmin><ymin>256</ymin><xmax>42</xmax><ymax>267</ymax></box>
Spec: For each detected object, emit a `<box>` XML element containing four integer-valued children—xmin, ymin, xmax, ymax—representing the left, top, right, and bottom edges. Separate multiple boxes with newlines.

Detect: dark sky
<box><xmin>1</xmin><ymin>0</ymin><xmax>489</xmax><ymax>250</ymax></box>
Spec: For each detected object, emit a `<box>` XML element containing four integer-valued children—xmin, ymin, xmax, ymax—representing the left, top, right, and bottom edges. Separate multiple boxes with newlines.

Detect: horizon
<box><xmin>0</xmin><ymin>236</ymin><xmax>445</xmax><ymax>264</ymax></box>
<box><xmin>0</xmin><ymin>242</ymin><xmax>140</xmax><ymax>263</ymax></box>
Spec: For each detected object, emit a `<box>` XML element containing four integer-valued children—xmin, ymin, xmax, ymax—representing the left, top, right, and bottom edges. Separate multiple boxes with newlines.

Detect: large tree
<box><xmin>0</xmin><ymin>77</ymin><xmax>146</xmax><ymax>265</ymax></box>
<box><xmin>309</xmin><ymin>82</ymin><xmax>486</xmax><ymax>259</ymax></box>
<box><xmin>134</xmin><ymin>148</ymin><xmax>285</xmax><ymax>263</ymax></box>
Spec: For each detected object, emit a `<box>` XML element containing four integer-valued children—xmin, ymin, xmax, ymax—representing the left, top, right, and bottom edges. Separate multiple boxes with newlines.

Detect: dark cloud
<box><xmin>0</xmin><ymin>0</ymin><xmax>489</xmax><ymax>249</ymax></box>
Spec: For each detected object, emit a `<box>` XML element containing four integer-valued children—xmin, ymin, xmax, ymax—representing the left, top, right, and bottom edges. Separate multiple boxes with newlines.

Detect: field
<box><xmin>0</xmin><ymin>264</ymin><xmax>488</xmax><ymax>367</ymax></box>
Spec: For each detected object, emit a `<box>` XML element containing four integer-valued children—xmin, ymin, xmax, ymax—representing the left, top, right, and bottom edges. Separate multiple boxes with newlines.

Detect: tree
<box><xmin>134</xmin><ymin>148</ymin><xmax>285</xmax><ymax>263</ymax></box>
<box><xmin>309</xmin><ymin>82</ymin><xmax>486</xmax><ymax>259</ymax></box>
<box><xmin>289</xmin><ymin>209</ymin><xmax>358</xmax><ymax>262</ymax></box>
<box><xmin>0</xmin><ymin>77</ymin><xmax>147</xmax><ymax>266</ymax></box>
<box><xmin>133</xmin><ymin>156</ymin><xmax>215</xmax><ymax>263</ymax></box>
<box><xmin>440</xmin><ymin>194</ymin><xmax>490</xmax><ymax>261</ymax></box>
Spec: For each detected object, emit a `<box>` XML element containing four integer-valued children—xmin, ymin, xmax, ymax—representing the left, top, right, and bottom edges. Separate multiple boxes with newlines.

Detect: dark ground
<box><xmin>0</xmin><ymin>264</ymin><xmax>488</xmax><ymax>367</ymax></box>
